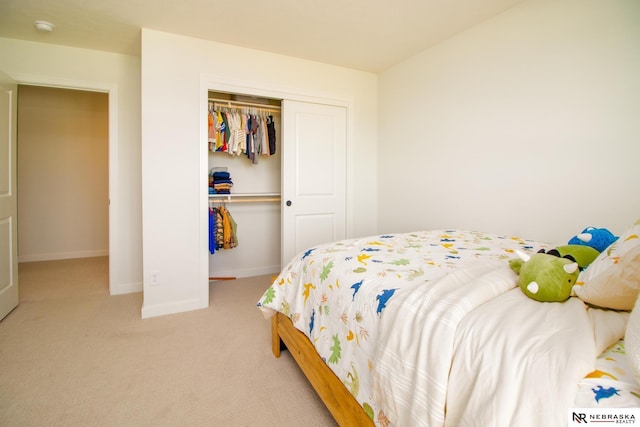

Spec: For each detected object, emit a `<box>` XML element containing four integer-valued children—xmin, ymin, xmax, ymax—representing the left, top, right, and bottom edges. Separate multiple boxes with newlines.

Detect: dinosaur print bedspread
<box><xmin>575</xmin><ymin>339</ymin><xmax>640</xmax><ymax>407</ymax></box>
<box><xmin>257</xmin><ymin>229</ymin><xmax>548</xmax><ymax>425</ymax></box>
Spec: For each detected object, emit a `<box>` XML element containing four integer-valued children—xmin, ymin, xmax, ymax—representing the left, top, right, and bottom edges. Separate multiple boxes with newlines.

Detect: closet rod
<box><xmin>209</xmin><ymin>196</ymin><xmax>281</xmax><ymax>204</ymax></box>
<box><xmin>209</xmin><ymin>97</ymin><xmax>281</xmax><ymax>113</ymax></box>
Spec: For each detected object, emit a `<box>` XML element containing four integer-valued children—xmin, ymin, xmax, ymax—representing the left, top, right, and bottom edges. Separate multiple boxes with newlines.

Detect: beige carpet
<box><xmin>0</xmin><ymin>257</ymin><xmax>337</xmax><ymax>427</ymax></box>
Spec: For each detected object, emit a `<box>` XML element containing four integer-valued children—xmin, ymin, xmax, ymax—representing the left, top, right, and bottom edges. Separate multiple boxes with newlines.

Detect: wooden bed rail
<box><xmin>271</xmin><ymin>312</ymin><xmax>374</xmax><ymax>426</ymax></box>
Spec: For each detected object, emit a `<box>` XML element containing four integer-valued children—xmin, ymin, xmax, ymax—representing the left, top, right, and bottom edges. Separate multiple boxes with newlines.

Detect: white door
<box><xmin>281</xmin><ymin>100</ymin><xmax>347</xmax><ymax>266</ymax></box>
<box><xmin>0</xmin><ymin>70</ymin><xmax>18</xmax><ymax>320</ymax></box>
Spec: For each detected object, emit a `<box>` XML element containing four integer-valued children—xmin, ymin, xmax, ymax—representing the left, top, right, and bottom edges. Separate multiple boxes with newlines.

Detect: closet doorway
<box><xmin>17</xmin><ymin>85</ymin><xmax>109</xmax><ymax>284</ymax></box>
<box><xmin>200</xmin><ymin>78</ymin><xmax>349</xmax><ymax>301</ymax></box>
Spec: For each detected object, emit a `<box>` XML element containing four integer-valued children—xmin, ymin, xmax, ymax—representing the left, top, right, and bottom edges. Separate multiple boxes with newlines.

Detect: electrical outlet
<box><xmin>150</xmin><ymin>271</ymin><xmax>160</xmax><ymax>286</ymax></box>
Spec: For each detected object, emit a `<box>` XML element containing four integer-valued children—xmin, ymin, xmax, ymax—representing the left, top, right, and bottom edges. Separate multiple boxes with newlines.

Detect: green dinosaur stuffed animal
<box><xmin>540</xmin><ymin>244</ymin><xmax>600</xmax><ymax>271</ymax></box>
<box><xmin>509</xmin><ymin>244</ymin><xmax>599</xmax><ymax>302</ymax></box>
<box><xmin>509</xmin><ymin>249</ymin><xmax>582</xmax><ymax>302</ymax></box>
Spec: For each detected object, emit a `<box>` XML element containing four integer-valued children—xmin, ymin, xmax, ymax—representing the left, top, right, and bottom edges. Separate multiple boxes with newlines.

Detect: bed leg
<box><xmin>271</xmin><ymin>314</ymin><xmax>284</xmax><ymax>358</ymax></box>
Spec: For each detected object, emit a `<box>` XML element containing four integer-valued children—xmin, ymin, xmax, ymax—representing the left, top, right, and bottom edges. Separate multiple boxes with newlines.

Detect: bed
<box><xmin>257</xmin><ymin>224</ymin><xmax>640</xmax><ymax>426</ymax></box>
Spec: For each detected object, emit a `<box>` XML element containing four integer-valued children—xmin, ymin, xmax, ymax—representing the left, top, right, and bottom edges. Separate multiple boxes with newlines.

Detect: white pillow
<box><xmin>625</xmin><ymin>295</ymin><xmax>640</xmax><ymax>384</ymax></box>
<box><xmin>588</xmin><ymin>307</ymin><xmax>629</xmax><ymax>356</ymax></box>
<box><xmin>573</xmin><ymin>219</ymin><xmax>640</xmax><ymax>311</ymax></box>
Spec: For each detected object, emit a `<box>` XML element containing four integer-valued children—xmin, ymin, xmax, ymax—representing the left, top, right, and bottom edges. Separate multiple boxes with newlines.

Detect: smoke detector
<box><xmin>34</xmin><ymin>20</ymin><xmax>55</xmax><ymax>32</ymax></box>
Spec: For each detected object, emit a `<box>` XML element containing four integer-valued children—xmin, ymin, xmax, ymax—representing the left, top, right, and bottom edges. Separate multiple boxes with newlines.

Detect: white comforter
<box><xmin>447</xmin><ymin>289</ymin><xmax>598</xmax><ymax>427</ymax></box>
<box><xmin>372</xmin><ymin>263</ymin><xmax>627</xmax><ymax>427</ymax></box>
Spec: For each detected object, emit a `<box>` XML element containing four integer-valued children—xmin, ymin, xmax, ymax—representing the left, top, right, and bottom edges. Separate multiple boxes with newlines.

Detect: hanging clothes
<box><xmin>215</xmin><ymin>111</ymin><xmax>226</xmax><ymax>152</ymax></box>
<box><xmin>259</xmin><ymin>115</ymin><xmax>269</xmax><ymax>157</ymax></box>
<box><xmin>219</xmin><ymin>205</ymin><xmax>238</xmax><ymax>249</ymax></box>
<box><xmin>253</xmin><ymin>114</ymin><xmax>264</xmax><ymax>163</ymax></box>
<box><xmin>209</xmin><ymin>204</ymin><xmax>238</xmax><ymax>253</ymax></box>
<box><xmin>209</xmin><ymin>208</ymin><xmax>217</xmax><ymax>255</ymax></box>
<box><xmin>207</xmin><ymin>104</ymin><xmax>278</xmax><ymax>163</ymax></box>
<box><xmin>267</xmin><ymin>115</ymin><xmax>276</xmax><ymax>155</ymax></box>
<box><xmin>207</xmin><ymin>102</ymin><xmax>216</xmax><ymax>152</ymax></box>
<box><xmin>236</xmin><ymin>113</ymin><xmax>247</xmax><ymax>155</ymax></box>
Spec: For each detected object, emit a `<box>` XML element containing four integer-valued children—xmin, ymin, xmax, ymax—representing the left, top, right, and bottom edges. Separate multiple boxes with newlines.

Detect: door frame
<box><xmin>199</xmin><ymin>73</ymin><xmax>354</xmax><ymax>306</ymax></box>
<box><xmin>8</xmin><ymin>73</ymin><xmax>119</xmax><ymax>295</ymax></box>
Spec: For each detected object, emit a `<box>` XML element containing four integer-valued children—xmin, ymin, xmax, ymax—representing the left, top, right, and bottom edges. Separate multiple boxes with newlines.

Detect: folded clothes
<box><xmin>212</xmin><ymin>171</ymin><xmax>231</xmax><ymax>180</ymax></box>
<box><xmin>210</xmin><ymin>169</ymin><xmax>233</xmax><ymax>195</ymax></box>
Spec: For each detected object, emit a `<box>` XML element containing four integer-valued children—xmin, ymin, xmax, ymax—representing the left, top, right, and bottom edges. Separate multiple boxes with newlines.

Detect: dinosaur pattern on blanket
<box><xmin>258</xmin><ymin>230</ymin><xmax>546</xmax><ymax>425</ymax></box>
<box><xmin>576</xmin><ymin>340</ymin><xmax>640</xmax><ymax>407</ymax></box>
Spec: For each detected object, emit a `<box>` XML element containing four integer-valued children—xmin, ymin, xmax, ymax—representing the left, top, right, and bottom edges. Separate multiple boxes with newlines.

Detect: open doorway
<box><xmin>16</xmin><ymin>85</ymin><xmax>109</xmax><ymax>284</ymax></box>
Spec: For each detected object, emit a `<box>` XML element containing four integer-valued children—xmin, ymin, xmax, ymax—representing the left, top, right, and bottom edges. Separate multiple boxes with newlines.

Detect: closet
<box><xmin>206</xmin><ymin>90</ymin><xmax>348</xmax><ymax>281</ymax></box>
<box><xmin>207</xmin><ymin>91</ymin><xmax>282</xmax><ymax>280</ymax></box>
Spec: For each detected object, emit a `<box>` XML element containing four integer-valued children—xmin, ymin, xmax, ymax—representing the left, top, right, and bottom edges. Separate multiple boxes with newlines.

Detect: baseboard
<box><xmin>19</xmin><ymin>249</ymin><xmax>109</xmax><ymax>263</ymax></box>
<box><xmin>208</xmin><ymin>264</ymin><xmax>280</xmax><ymax>280</ymax></box>
<box><xmin>141</xmin><ymin>296</ymin><xmax>208</xmax><ymax>319</ymax></box>
<box><xmin>110</xmin><ymin>281</ymin><xmax>142</xmax><ymax>295</ymax></box>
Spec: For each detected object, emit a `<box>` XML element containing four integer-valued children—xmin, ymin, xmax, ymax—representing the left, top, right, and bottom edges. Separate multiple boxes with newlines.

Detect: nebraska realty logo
<box><xmin>569</xmin><ymin>408</ymin><xmax>639</xmax><ymax>425</ymax></box>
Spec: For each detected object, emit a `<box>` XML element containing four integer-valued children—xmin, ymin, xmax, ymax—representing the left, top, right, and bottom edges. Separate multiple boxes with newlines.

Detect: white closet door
<box><xmin>281</xmin><ymin>100</ymin><xmax>347</xmax><ymax>266</ymax></box>
<box><xmin>0</xmin><ymin>70</ymin><xmax>18</xmax><ymax>320</ymax></box>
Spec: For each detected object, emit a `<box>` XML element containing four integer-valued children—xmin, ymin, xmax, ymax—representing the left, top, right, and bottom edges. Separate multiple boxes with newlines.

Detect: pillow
<box><xmin>625</xmin><ymin>295</ymin><xmax>640</xmax><ymax>384</ymax></box>
<box><xmin>588</xmin><ymin>307</ymin><xmax>629</xmax><ymax>356</ymax></box>
<box><xmin>573</xmin><ymin>218</ymin><xmax>640</xmax><ymax>310</ymax></box>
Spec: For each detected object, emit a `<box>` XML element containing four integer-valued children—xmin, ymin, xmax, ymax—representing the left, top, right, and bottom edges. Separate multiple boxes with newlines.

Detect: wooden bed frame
<box><xmin>271</xmin><ymin>311</ymin><xmax>375</xmax><ymax>426</ymax></box>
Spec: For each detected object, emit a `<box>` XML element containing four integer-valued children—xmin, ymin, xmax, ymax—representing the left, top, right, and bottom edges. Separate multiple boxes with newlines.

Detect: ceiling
<box><xmin>0</xmin><ymin>0</ymin><xmax>526</xmax><ymax>73</ymax></box>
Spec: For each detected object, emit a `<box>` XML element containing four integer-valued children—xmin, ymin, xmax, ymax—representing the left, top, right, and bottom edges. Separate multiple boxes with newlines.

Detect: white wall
<box><xmin>17</xmin><ymin>85</ymin><xmax>108</xmax><ymax>262</ymax></box>
<box><xmin>0</xmin><ymin>37</ymin><xmax>142</xmax><ymax>294</ymax></box>
<box><xmin>141</xmin><ymin>29</ymin><xmax>378</xmax><ymax>318</ymax></box>
<box><xmin>378</xmin><ymin>0</ymin><xmax>640</xmax><ymax>244</ymax></box>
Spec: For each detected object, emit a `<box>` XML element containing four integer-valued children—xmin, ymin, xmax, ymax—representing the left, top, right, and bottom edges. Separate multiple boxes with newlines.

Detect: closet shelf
<box><xmin>208</xmin><ymin>193</ymin><xmax>281</xmax><ymax>203</ymax></box>
<box><xmin>209</xmin><ymin>97</ymin><xmax>281</xmax><ymax>114</ymax></box>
